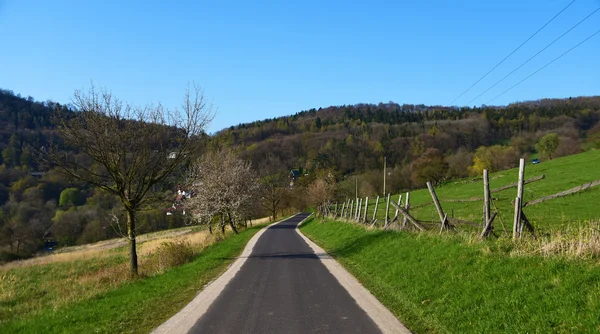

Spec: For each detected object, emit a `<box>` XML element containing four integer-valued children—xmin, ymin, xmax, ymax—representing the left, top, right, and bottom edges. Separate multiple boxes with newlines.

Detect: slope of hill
<box><xmin>212</xmin><ymin>96</ymin><xmax>600</xmax><ymax>183</ymax></box>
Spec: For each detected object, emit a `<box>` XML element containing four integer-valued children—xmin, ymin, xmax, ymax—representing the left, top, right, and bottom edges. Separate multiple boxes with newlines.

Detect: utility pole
<box><xmin>383</xmin><ymin>156</ymin><xmax>387</xmax><ymax>195</ymax></box>
<box><xmin>355</xmin><ymin>176</ymin><xmax>358</xmax><ymax>199</ymax></box>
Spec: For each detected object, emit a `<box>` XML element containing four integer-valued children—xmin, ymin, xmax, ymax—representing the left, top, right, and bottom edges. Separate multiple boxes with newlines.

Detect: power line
<box><xmin>449</xmin><ymin>0</ymin><xmax>576</xmax><ymax>105</ymax></box>
<box><xmin>467</xmin><ymin>6</ymin><xmax>600</xmax><ymax>105</ymax></box>
<box><xmin>486</xmin><ymin>27</ymin><xmax>600</xmax><ymax>105</ymax></box>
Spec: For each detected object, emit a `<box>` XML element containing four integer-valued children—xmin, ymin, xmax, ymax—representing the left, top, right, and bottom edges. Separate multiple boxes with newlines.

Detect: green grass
<box><xmin>340</xmin><ymin>150</ymin><xmax>600</xmax><ymax>233</ymax></box>
<box><xmin>300</xmin><ymin>218</ymin><xmax>600</xmax><ymax>333</ymax></box>
<box><xmin>0</xmin><ymin>225</ymin><xmax>264</xmax><ymax>333</ymax></box>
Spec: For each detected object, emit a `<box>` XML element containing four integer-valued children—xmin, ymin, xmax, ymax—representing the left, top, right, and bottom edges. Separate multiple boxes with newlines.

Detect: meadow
<box><xmin>0</xmin><ymin>219</ymin><xmax>269</xmax><ymax>333</ymax></box>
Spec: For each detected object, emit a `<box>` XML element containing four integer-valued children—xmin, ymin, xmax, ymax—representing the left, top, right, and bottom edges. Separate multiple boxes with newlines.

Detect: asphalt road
<box><xmin>190</xmin><ymin>213</ymin><xmax>382</xmax><ymax>334</ymax></box>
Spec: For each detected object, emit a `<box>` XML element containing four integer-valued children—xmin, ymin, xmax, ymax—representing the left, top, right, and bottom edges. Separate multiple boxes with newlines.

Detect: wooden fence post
<box><xmin>513</xmin><ymin>158</ymin><xmax>525</xmax><ymax>239</ymax></box>
<box><xmin>347</xmin><ymin>199</ymin><xmax>352</xmax><ymax>219</ymax></box>
<box><xmin>394</xmin><ymin>194</ymin><xmax>402</xmax><ymax>221</ymax></box>
<box><xmin>363</xmin><ymin>197</ymin><xmax>368</xmax><ymax>223</ymax></box>
<box><xmin>427</xmin><ymin>182</ymin><xmax>448</xmax><ymax>231</ymax></box>
<box><xmin>384</xmin><ymin>193</ymin><xmax>391</xmax><ymax>227</ymax></box>
<box><xmin>403</xmin><ymin>192</ymin><xmax>410</xmax><ymax>228</ymax></box>
<box><xmin>371</xmin><ymin>196</ymin><xmax>379</xmax><ymax>226</ymax></box>
<box><xmin>358</xmin><ymin>198</ymin><xmax>363</xmax><ymax>221</ymax></box>
<box><xmin>346</xmin><ymin>201</ymin><xmax>354</xmax><ymax>219</ymax></box>
<box><xmin>480</xmin><ymin>169</ymin><xmax>496</xmax><ymax>238</ymax></box>
<box><xmin>385</xmin><ymin>194</ymin><xmax>402</xmax><ymax>229</ymax></box>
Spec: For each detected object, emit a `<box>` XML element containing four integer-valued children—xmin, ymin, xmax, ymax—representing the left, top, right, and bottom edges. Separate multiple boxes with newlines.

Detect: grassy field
<box><xmin>0</xmin><ymin>223</ymin><xmax>267</xmax><ymax>333</ymax></box>
<box><xmin>342</xmin><ymin>149</ymin><xmax>600</xmax><ymax>233</ymax></box>
<box><xmin>300</xmin><ymin>218</ymin><xmax>600</xmax><ymax>333</ymax></box>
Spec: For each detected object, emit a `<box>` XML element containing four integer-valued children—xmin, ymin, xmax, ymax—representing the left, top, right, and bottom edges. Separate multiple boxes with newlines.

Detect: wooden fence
<box><xmin>327</xmin><ymin>158</ymin><xmax>599</xmax><ymax>239</ymax></box>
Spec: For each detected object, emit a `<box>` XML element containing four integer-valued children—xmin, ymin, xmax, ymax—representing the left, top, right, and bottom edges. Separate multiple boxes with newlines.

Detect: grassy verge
<box><xmin>300</xmin><ymin>218</ymin><xmax>600</xmax><ymax>333</ymax></box>
<box><xmin>0</xmin><ymin>225</ymin><xmax>265</xmax><ymax>333</ymax></box>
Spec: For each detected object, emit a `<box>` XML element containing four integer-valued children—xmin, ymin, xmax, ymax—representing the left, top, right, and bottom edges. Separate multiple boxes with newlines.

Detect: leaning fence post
<box><xmin>393</xmin><ymin>194</ymin><xmax>402</xmax><ymax>221</ymax></box>
<box><xmin>371</xmin><ymin>195</ymin><xmax>379</xmax><ymax>225</ymax></box>
<box><xmin>513</xmin><ymin>158</ymin><xmax>525</xmax><ymax>239</ymax></box>
<box><xmin>427</xmin><ymin>182</ymin><xmax>448</xmax><ymax>231</ymax></box>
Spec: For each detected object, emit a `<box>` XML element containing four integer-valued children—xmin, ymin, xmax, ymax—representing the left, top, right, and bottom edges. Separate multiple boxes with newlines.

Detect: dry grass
<box><xmin>0</xmin><ymin>218</ymin><xmax>272</xmax><ymax>323</ymax></box>
<box><xmin>0</xmin><ymin>226</ymin><xmax>197</xmax><ymax>270</ymax></box>
<box><xmin>511</xmin><ymin>221</ymin><xmax>600</xmax><ymax>258</ymax></box>
<box><xmin>250</xmin><ymin>217</ymin><xmax>271</xmax><ymax>225</ymax></box>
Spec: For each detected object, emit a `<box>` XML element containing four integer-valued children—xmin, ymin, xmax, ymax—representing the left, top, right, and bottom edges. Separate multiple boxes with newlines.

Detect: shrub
<box><xmin>152</xmin><ymin>240</ymin><xmax>196</xmax><ymax>273</ymax></box>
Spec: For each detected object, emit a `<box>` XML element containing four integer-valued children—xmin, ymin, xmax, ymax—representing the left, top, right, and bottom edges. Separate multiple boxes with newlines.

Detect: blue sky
<box><xmin>1</xmin><ymin>0</ymin><xmax>599</xmax><ymax>133</ymax></box>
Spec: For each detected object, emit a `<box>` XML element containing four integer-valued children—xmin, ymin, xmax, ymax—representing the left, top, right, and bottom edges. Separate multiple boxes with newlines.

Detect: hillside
<box><xmin>2</xmin><ymin>88</ymin><xmax>600</xmax><ymax>261</ymax></box>
<box><xmin>0</xmin><ymin>89</ymin><xmax>189</xmax><ymax>261</ymax></box>
<box><xmin>212</xmin><ymin>96</ymin><xmax>600</xmax><ymax>188</ymax></box>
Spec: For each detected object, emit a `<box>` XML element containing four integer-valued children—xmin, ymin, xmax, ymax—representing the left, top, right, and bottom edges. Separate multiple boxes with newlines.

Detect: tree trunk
<box><xmin>220</xmin><ymin>215</ymin><xmax>225</xmax><ymax>234</ymax></box>
<box><xmin>228</xmin><ymin>212</ymin><xmax>238</xmax><ymax>234</ymax></box>
<box><xmin>126</xmin><ymin>209</ymin><xmax>138</xmax><ymax>277</ymax></box>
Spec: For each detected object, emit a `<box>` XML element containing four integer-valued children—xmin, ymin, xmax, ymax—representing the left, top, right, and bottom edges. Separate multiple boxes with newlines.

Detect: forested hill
<box><xmin>2</xmin><ymin>87</ymin><xmax>600</xmax><ymax>259</ymax></box>
<box><xmin>212</xmin><ymin>96</ymin><xmax>600</xmax><ymax>177</ymax></box>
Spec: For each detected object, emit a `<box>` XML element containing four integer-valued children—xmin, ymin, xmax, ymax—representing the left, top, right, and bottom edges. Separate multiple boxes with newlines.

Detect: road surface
<box><xmin>190</xmin><ymin>213</ymin><xmax>382</xmax><ymax>334</ymax></box>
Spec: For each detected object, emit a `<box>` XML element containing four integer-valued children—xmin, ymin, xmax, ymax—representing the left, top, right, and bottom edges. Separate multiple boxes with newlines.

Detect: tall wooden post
<box><xmin>427</xmin><ymin>182</ymin><xmax>447</xmax><ymax>230</ymax></box>
<box><xmin>480</xmin><ymin>170</ymin><xmax>494</xmax><ymax>238</ymax></box>
<box><xmin>513</xmin><ymin>159</ymin><xmax>525</xmax><ymax>239</ymax></box>
<box><xmin>383</xmin><ymin>156</ymin><xmax>387</xmax><ymax>195</ymax></box>
<box><xmin>483</xmin><ymin>170</ymin><xmax>490</xmax><ymax>225</ymax></box>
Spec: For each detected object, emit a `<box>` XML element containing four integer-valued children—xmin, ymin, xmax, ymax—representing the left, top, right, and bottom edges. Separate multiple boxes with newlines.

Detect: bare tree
<box><xmin>255</xmin><ymin>155</ymin><xmax>288</xmax><ymax>221</ymax></box>
<box><xmin>257</xmin><ymin>173</ymin><xmax>288</xmax><ymax>221</ymax></box>
<box><xmin>185</xmin><ymin>150</ymin><xmax>258</xmax><ymax>233</ymax></box>
<box><xmin>45</xmin><ymin>83</ymin><xmax>213</xmax><ymax>276</ymax></box>
<box><xmin>307</xmin><ymin>178</ymin><xmax>334</xmax><ymax>220</ymax></box>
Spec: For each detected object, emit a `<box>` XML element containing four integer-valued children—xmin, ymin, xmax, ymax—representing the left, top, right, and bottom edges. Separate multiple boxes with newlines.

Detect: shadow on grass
<box><xmin>318</xmin><ymin>226</ymin><xmax>394</xmax><ymax>259</ymax></box>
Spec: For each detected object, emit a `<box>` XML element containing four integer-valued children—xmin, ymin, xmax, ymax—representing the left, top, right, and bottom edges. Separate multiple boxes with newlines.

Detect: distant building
<box><xmin>167</xmin><ymin>185</ymin><xmax>191</xmax><ymax>215</ymax></box>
